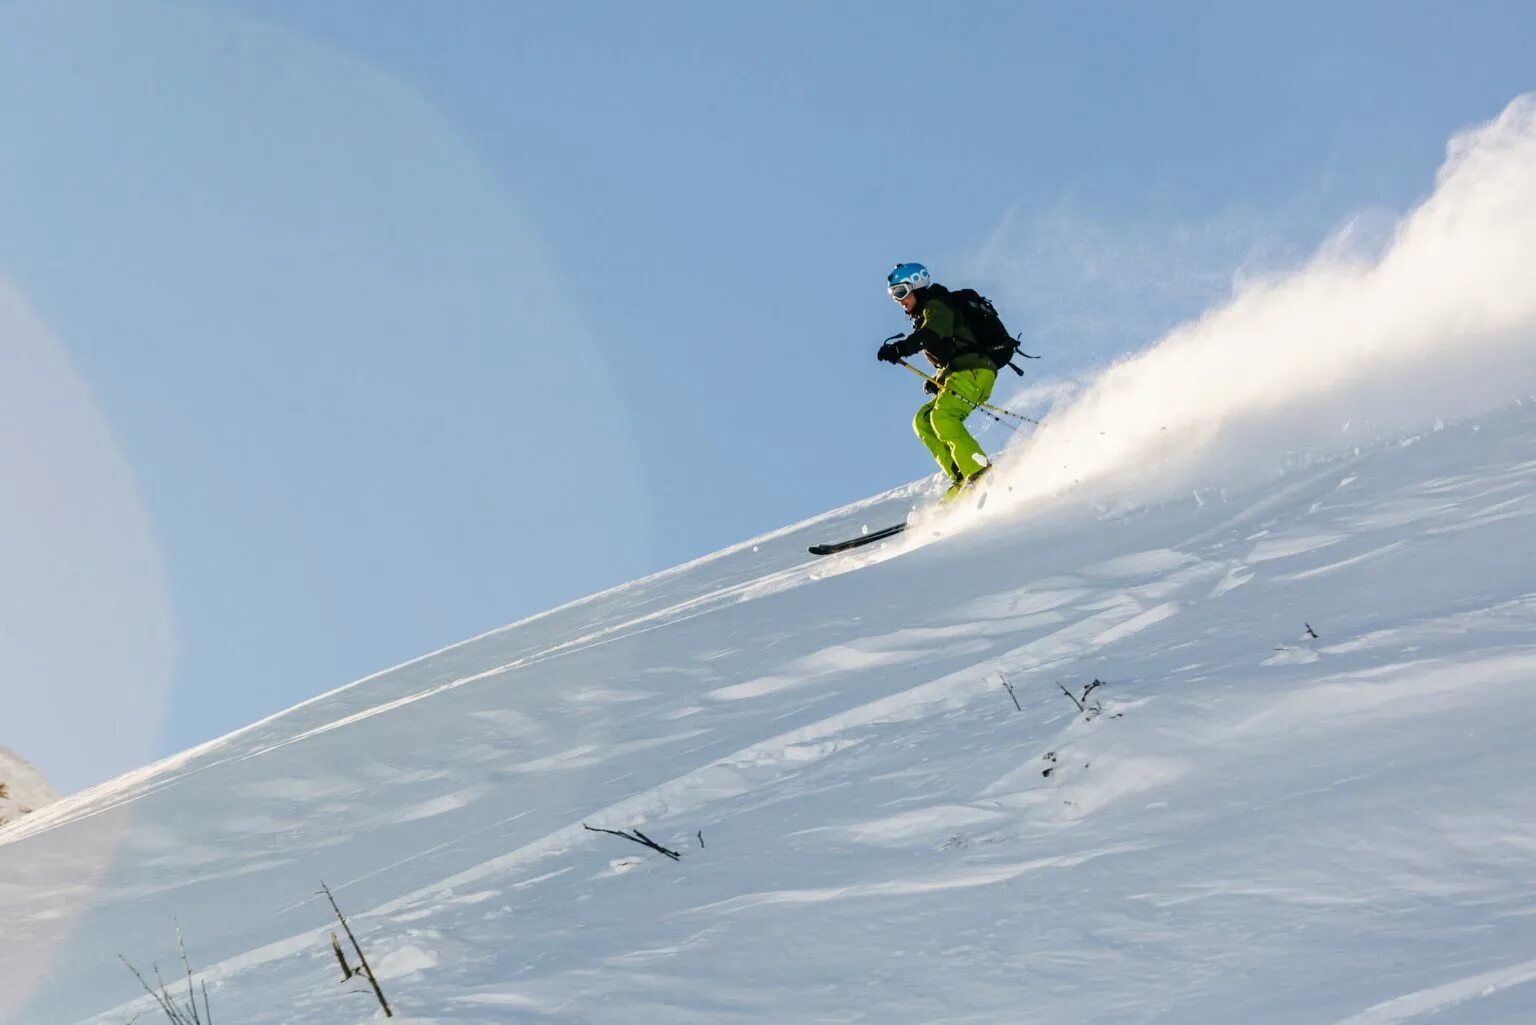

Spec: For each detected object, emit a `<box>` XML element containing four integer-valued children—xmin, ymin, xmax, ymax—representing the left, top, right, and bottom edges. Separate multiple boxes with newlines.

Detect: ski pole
<box><xmin>902</xmin><ymin>362</ymin><xmax>1023</xmax><ymax>434</ymax></box>
<box><xmin>899</xmin><ymin>361</ymin><xmax>1041</xmax><ymax>427</ymax></box>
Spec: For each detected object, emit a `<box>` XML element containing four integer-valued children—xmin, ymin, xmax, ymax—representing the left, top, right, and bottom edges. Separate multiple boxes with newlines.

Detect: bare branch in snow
<box><xmin>330</xmin><ymin>932</ymin><xmax>355</xmax><ymax>981</ymax></box>
<box><xmin>998</xmin><ymin>672</ymin><xmax>1022</xmax><ymax>711</ymax></box>
<box><xmin>174</xmin><ymin>923</ymin><xmax>206</xmax><ymax>1025</ymax></box>
<box><xmin>318</xmin><ymin>881</ymin><xmax>393</xmax><ymax>1018</ymax></box>
<box><xmin>117</xmin><ymin>922</ymin><xmax>213</xmax><ymax>1025</ymax></box>
<box><xmin>584</xmin><ymin>823</ymin><xmax>682</xmax><ymax>861</ymax></box>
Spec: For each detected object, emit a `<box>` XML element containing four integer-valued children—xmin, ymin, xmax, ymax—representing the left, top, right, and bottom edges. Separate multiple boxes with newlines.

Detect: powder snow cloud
<box><xmin>982</xmin><ymin>94</ymin><xmax>1536</xmax><ymax>518</ymax></box>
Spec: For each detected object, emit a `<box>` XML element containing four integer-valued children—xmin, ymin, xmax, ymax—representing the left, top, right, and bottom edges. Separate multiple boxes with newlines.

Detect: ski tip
<box><xmin>807</xmin><ymin>522</ymin><xmax>908</xmax><ymax>557</ymax></box>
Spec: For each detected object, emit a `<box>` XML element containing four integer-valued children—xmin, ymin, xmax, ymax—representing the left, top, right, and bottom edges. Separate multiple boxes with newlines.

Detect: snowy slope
<box><xmin>4</xmin><ymin>97</ymin><xmax>1536</xmax><ymax>1025</ymax></box>
<box><xmin>7</xmin><ymin>401</ymin><xmax>1536</xmax><ymax>1025</ymax></box>
<box><xmin>0</xmin><ymin>749</ymin><xmax>58</xmax><ymax>827</ymax></box>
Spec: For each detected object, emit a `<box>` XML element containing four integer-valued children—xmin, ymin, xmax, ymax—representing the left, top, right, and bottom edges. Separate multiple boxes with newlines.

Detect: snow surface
<box><xmin>4</xmin><ymin>96</ymin><xmax>1536</xmax><ymax>1025</ymax></box>
<box><xmin>0</xmin><ymin>749</ymin><xmax>58</xmax><ymax>827</ymax></box>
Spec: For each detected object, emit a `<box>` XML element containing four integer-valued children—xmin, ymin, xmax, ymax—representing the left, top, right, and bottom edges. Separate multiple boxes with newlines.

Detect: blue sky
<box><xmin>2</xmin><ymin>0</ymin><xmax>1532</xmax><ymax>791</ymax></box>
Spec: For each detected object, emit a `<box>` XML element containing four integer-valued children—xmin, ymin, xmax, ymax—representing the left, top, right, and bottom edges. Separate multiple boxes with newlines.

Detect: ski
<box><xmin>808</xmin><ymin>522</ymin><xmax>907</xmax><ymax>556</ymax></box>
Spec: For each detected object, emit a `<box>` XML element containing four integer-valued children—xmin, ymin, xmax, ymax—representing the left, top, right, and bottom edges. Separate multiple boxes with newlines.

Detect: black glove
<box><xmin>924</xmin><ymin>379</ymin><xmax>939</xmax><ymax>394</ymax></box>
<box><xmin>877</xmin><ymin>341</ymin><xmax>903</xmax><ymax>364</ymax></box>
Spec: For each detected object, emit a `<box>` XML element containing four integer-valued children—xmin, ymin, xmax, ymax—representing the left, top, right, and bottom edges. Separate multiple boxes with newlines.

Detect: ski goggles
<box><xmin>888</xmin><ymin>282</ymin><xmax>917</xmax><ymax>301</ymax></box>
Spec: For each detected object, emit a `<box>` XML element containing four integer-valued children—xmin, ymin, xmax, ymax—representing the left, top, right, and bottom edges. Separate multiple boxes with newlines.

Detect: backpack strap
<box><xmin>1001</xmin><ymin>346</ymin><xmax>1042</xmax><ymax>376</ymax></box>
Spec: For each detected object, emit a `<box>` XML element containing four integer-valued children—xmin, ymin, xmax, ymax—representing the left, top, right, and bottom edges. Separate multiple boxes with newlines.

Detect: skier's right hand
<box><xmin>877</xmin><ymin>341</ymin><xmax>903</xmax><ymax>364</ymax></box>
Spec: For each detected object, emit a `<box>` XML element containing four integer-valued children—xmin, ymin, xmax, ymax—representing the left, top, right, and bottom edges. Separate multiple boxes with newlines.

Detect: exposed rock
<box><xmin>0</xmin><ymin>747</ymin><xmax>59</xmax><ymax>827</ymax></box>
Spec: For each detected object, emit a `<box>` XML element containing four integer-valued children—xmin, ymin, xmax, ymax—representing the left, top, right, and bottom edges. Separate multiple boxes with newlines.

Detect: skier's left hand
<box><xmin>877</xmin><ymin>341</ymin><xmax>903</xmax><ymax>364</ymax></box>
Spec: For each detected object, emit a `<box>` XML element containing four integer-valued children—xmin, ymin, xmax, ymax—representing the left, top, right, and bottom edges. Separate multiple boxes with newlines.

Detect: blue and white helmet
<box><xmin>887</xmin><ymin>262</ymin><xmax>931</xmax><ymax>300</ymax></box>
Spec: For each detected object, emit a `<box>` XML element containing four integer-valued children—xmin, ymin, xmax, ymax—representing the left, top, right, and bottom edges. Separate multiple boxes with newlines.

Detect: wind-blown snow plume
<box><xmin>984</xmin><ymin>94</ymin><xmax>1536</xmax><ymax>517</ymax></box>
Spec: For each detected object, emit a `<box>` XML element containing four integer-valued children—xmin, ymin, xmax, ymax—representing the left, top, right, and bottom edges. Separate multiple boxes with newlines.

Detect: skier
<box><xmin>876</xmin><ymin>263</ymin><xmax>997</xmax><ymax>501</ymax></box>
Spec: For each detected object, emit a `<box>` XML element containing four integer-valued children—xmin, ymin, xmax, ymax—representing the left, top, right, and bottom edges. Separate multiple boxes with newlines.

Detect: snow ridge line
<box><xmin>685</xmin><ymin>842</ymin><xmax>1155</xmax><ymax>914</ymax></box>
<box><xmin>1331</xmin><ymin>956</ymin><xmax>1536</xmax><ymax>1024</ymax></box>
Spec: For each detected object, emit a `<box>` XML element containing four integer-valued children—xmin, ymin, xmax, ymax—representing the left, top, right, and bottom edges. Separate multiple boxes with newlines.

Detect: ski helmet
<box><xmin>887</xmin><ymin>262</ymin><xmax>931</xmax><ymax>300</ymax></box>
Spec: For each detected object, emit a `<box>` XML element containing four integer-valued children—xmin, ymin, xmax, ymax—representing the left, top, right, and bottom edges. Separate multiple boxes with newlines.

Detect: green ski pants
<box><xmin>913</xmin><ymin>367</ymin><xmax>997</xmax><ymax>482</ymax></box>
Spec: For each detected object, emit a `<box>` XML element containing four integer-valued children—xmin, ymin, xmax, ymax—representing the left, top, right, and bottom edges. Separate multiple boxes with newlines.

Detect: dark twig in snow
<box><xmin>118</xmin><ymin>923</ymin><xmax>212</xmax><ymax>1025</ymax></box>
<box><xmin>319</xmin><ymin>881</ymin><xmax>393</xmax><ymax>1017</ymax></box>
<box><xmin>330</xmin><ymin>933</ymin><xmax>355</xmax><ymax>981</ymax></box>
<box><xmin>584</xmin><ymin>823</ymin><xmax>682</xmax><ymax>861</ymax></box>
<box><xmin>118</xmin><ymin>959</ymin><xmax>194</xmax><ymax>1025</ymax></box>
<box><xmin>1058</xmin><ymin>678</ymin><xmax>1115</xmax><ymax>721</ymax></box>
<box><xmin>118</xmin><ymin>957</ymin><xmax>178</xmax><ymax>1024</ymax></box>
<box><xmin>174</xmin><ymin>923</ymin><xmax>207</xmax><ymax>1025</ymax></box>
<box><xmin>1305</xmin><ymin>623</ymin><xmax>1319</xmax><ymax>639</ymax></box>
<box><xmin>999</xmin><ymin>672</ymin><xmax>1022</xmax><ymax>711</ymax></box>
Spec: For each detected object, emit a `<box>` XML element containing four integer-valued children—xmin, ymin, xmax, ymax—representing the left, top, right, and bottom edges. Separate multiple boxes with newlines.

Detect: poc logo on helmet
<box><xmin>887</xmin><ymin>262</ymin><xmax>931</xmax><ymax>301</ymax></box>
